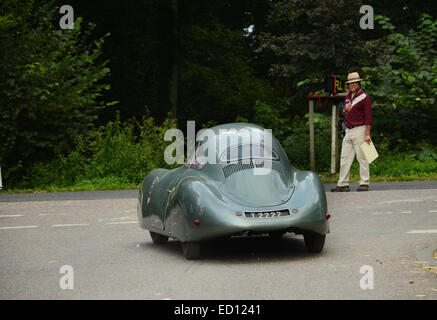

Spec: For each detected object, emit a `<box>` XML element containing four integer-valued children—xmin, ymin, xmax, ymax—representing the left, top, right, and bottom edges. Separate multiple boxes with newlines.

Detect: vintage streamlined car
<box><xmin>137</xmin><ymin>123</ymin><xmax>330</xmax><ymax>259</ymax></box>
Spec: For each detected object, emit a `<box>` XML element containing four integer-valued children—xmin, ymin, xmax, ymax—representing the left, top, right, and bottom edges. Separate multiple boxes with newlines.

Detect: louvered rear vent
<box><xmin>222</xmin><ymin>160</ymin><xmax>281</xmax><ymax>178</ymax></box>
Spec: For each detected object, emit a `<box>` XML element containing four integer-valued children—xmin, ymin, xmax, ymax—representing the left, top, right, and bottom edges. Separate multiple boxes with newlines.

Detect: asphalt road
<box><xmin>0</xmin><ymin>182</ymin><xmax>436</xmax><ymax>300</ymax></box>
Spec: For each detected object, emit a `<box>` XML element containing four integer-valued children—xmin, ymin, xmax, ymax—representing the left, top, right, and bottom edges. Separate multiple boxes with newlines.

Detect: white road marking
<box><xmin>381</xmin><ymin>199</ymin><xmax>423</xmax><ymax>204</ymax></box>
<box><xmin>0</xmin><ymin>215</ymin><xmax>23</xmax><ymax>218</ymax></box>
<box><xmin>429</xmin><ymin>210</ymin><xmax>437</xmax><ymax>213</ymax></box>
<box><xmin>109</xmin><ymin>216</ymin><xmax>136</xmax><ymax>221</ymax></box>
<box><xmin>0</xmin><ymin>225</ymin><xmax>39</xmax><ymax>230</ymax></box>
<box><xmin>401</xmin><ymin>211</ymin><xmax>412</xmax><ymax>213</ymax></box>
<box><xmin>105</xmin><ymin>221</ymin><xmax>137</xmax><ymax>225</ymax></box>
<box><xmin>406</xmin><ymin>229</ymin><xmax>437</xmax><ymax>234</ymax></box>
<box><xmin>52</xmin><ymin>223</ymin><xmax>90</xmax><ymax>228</ymax></box>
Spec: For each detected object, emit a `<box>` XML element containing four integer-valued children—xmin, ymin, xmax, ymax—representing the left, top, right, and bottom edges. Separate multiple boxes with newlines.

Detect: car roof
<box><xmin>196</xmin><ymin>123</ymin><xmax>282</xmax><ymax>164</ymax></box>
<box><xmin>207</xmin><ymin>122</ymin><xmax>266</xmax><ymax>133</ymax></box>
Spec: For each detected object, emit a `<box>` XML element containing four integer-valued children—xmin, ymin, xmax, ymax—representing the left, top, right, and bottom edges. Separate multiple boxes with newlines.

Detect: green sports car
<box><xmin>137</xmin><ymin>123</ymin><xmax>330</xmax><ymax>259</ymax></box>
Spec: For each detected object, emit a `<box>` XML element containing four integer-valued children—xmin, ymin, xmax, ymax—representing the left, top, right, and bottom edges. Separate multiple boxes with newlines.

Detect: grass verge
<box><xmin>318</xmin><ymin>173</ymin><xmax>437</xmax><ymax>184</ymax></box>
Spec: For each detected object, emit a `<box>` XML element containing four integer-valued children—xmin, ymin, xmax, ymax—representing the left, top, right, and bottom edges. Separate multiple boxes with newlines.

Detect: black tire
<box><xmin>181</xmin><ymin>241</ymin><xmax>200</xmax><ymax>260</ymax></box>
<box><xmin>303</xmin><ymin>233</ymin><xmax>325</xmax><ymax>253</ymax></box>
<box><xmin>268</xmin><ymin>230</ymin><xmax>286</xmax><ymax>238</ymax></box>
<box><xmin>150</xmin><ymin>231</ymin><xmax>169</xmax><ymax>244</ymax></box>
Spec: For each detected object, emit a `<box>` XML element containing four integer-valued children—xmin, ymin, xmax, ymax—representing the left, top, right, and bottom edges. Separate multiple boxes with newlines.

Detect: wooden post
<box><xmin>335</xmin><ymin>103</ymin><xmax>339</xmax><ymax>172</ymax></box>
<box><xmin>309</xmin><ymin>99</ymin><xmax>315</xmax><ymax>171</ymax></box>
<box><xmin>331</xmin><ymin>104</ymin><xmax>337</xmax><ymax>174</ymax></box>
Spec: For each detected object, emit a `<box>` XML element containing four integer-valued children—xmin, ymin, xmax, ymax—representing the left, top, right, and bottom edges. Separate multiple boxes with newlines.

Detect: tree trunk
<box><xmin>169</xmin><ymin>0</ymin><xmax>178</xmax><ymax>118</ymax></box>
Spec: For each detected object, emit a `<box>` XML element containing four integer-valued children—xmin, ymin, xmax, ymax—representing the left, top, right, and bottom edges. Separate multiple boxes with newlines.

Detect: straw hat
<box><xmin>346</xmin><ymin>72</ymin><xmax>363</xmax><ymax>84</ymax></box>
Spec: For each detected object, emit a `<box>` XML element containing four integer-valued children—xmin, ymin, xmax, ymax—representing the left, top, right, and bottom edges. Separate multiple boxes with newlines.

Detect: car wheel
<box><xmin>268</xmin><ymin>231</ymin><xmax>286</xmax><ymax>238</ymax></box>
<box><xmin>303</xmin><ymin>233</ymin><xmax>325</xmax><ymax>253</ymax></box>
<box><xmin>181</xmin><ymin>241</ymin><xmax>200</xmax><ymax>260</ymax></box>
<box><xmin>150</xmin><ymin>231</ymin><xmax>169</xmax><ymax>244</ymax></box>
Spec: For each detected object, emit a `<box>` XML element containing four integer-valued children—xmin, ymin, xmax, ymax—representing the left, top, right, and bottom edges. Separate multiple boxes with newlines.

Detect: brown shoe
<box><xmin>331</xmin><ymin>186</ymin><xmax>350</xmax><ymax>192</ymax></box>
<box><xmin>357</xmin><ymin>185</ymin><xmax>369</xmax><ymax>192</ymax></box>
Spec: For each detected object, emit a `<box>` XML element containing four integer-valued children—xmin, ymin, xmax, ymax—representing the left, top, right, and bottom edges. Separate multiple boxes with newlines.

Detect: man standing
<box><xmin>331</xmin><ymin>72</ymin><xmax>372</xmax><ymax>192</ymax></box>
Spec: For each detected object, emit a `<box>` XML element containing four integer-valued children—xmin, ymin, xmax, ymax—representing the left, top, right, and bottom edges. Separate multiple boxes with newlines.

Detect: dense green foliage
<box><xmin>0</xmin><ymin>1</ymin><xmax>114</xmax><ymax>184</ymax></box>
<box><xmin>363</xmin><ymin>14</ymin><xmax>437</xmax><ymax>145</ymax></box>
<box><xmin>18</xmin><ymin>111</ymin><xmax>177</xmax><ymax>189</ymax></box>
<box><xmin>0</xmin><ymin>0</ymin><xmax>436</xmax><ymax>191</ymax></box>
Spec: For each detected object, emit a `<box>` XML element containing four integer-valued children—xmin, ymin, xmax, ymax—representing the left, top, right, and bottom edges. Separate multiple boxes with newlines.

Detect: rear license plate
<box><xmin>245</xmin><ymin>209</ymin><xmax>290</xmax><ymax>218</ymax></box>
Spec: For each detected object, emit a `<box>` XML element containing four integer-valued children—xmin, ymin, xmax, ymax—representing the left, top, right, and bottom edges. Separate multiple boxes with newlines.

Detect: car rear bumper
<box><xmin>182</xmin><ymin>205</ymin><xmax>330</xmax><ymax>242</ymax></box>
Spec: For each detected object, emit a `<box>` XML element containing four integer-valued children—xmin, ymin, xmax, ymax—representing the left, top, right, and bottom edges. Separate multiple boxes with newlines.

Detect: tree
<box><xmin>363</xmin><ymin>14</ymin><xmax>437</xmax><ymax>145</ymax></box>
<box><xmin>62</xmin><ymin>0</ymin><xmax>276</xmax><ymax>126</ymax></box>
<box><xmin>367</xmin><ymin>0</ymin><xmax>437</xmax><ymax>34</ymax></box>
<box><xmin>0</xmin><ymin>0</ymin><xmax>114</xmax><ymax>180</ymax></box>
<box><xmin>178</xmin><ymin>19</ymin><xmax>275</xmax><ymax>127</ymax></box>
<box><xmin>256</xmin><ymin>0</ymin><xmax>375</xmax><ymax>100</ymax></box>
